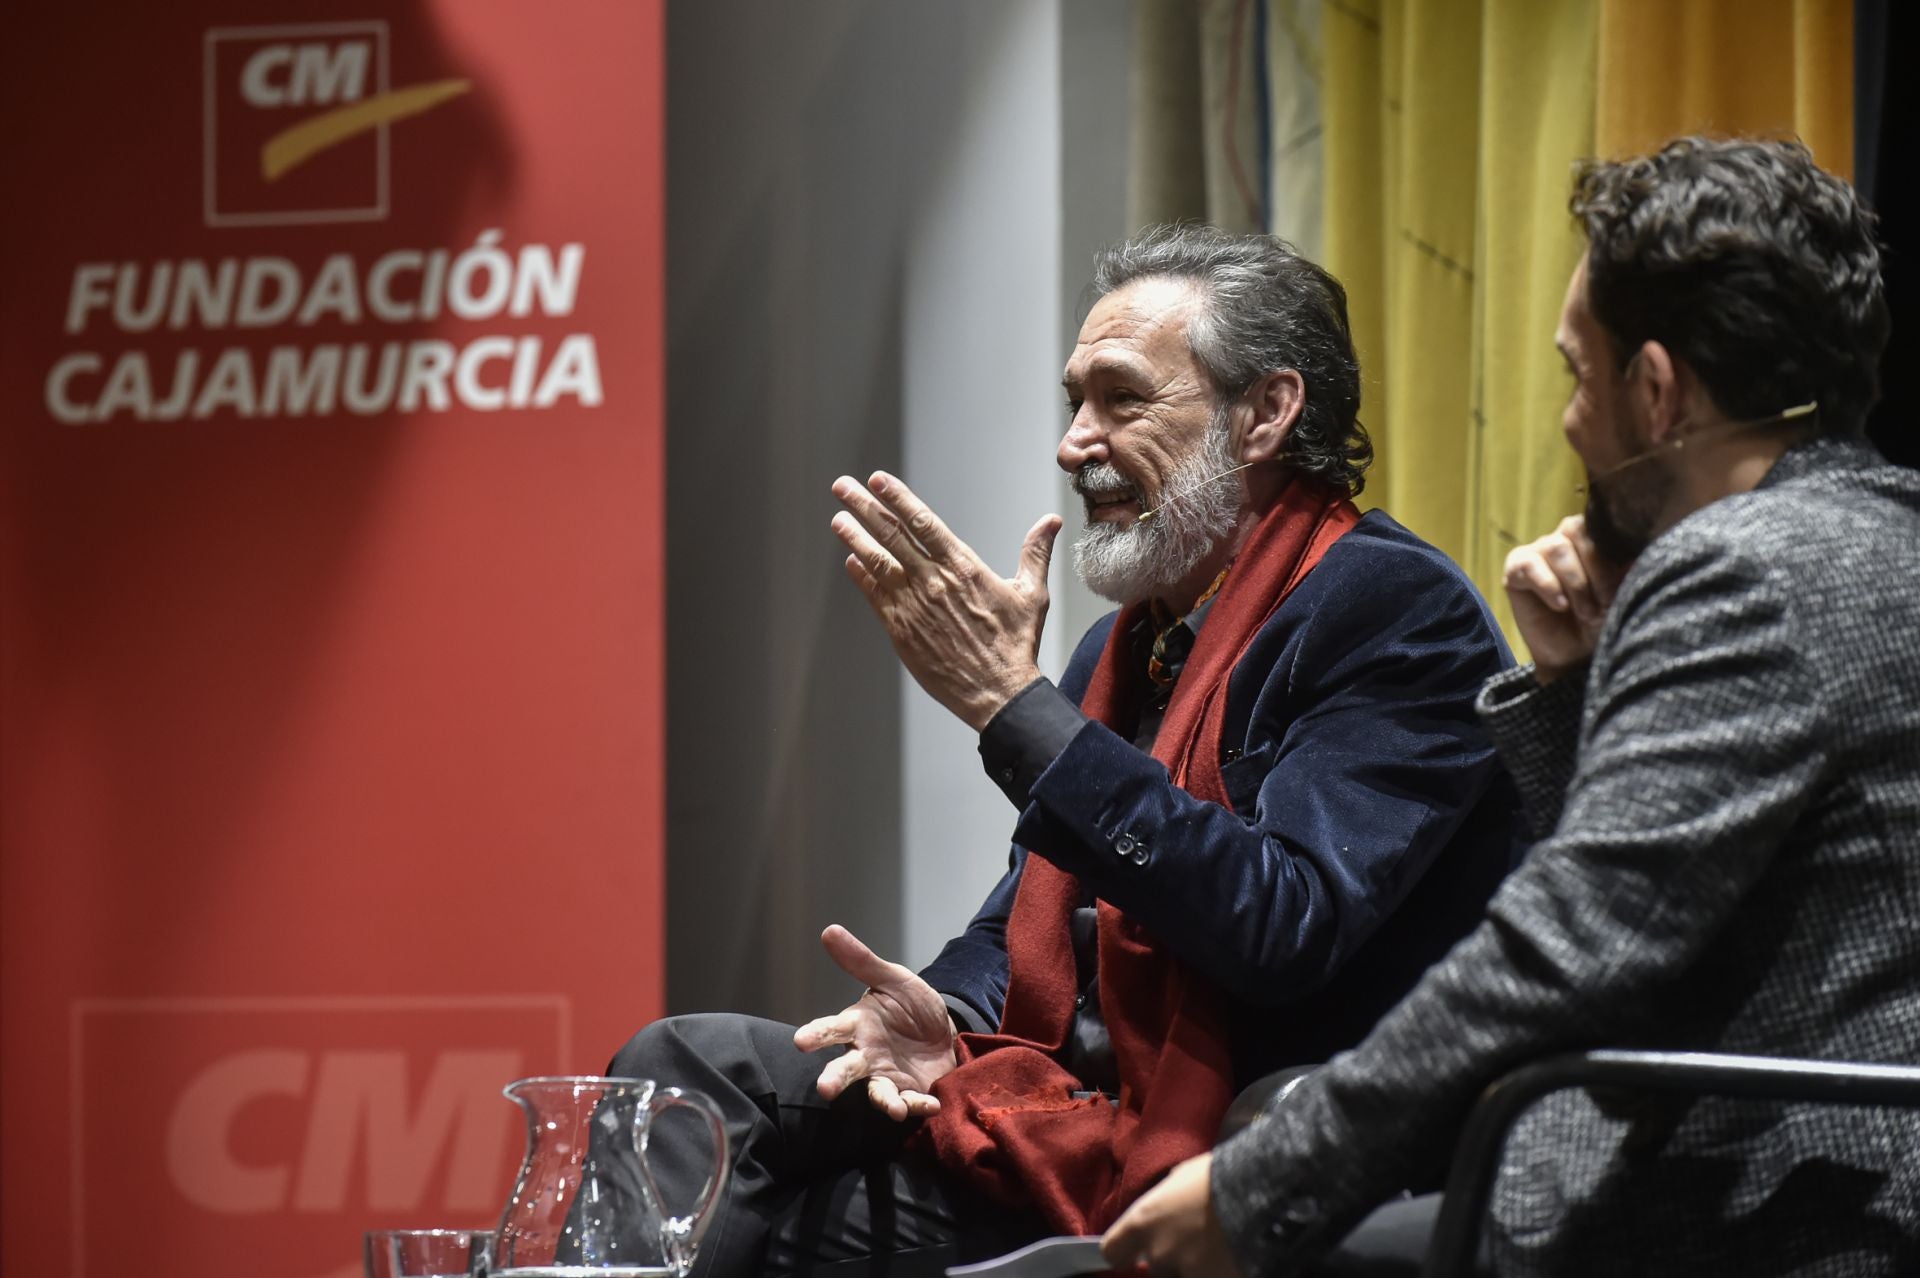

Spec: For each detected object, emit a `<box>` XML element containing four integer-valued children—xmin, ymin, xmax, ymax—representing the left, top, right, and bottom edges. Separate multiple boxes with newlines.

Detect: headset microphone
<box><xmin>1135</xmin><ymin>462</ymin><xmax>1255</xmax><ymax>524</ymax></box>
<box><xmin>1576</xmin><ymin>402</ymin><xmax>1817</xmax><ymax>496</ymax></box>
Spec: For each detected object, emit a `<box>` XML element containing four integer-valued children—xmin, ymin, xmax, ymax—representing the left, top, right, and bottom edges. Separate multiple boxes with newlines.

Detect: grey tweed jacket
<box><xmin>1211</xmin><ymin>438</ymin><xmax>1920</xmax><ymax>1276</ymax></box>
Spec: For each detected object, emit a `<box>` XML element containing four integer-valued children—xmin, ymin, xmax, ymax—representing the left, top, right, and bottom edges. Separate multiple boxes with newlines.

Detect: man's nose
<box><xmin>1057</xmin><ymin>411</ymin><xmax>1109</xmax><ymax>473</ymax></box>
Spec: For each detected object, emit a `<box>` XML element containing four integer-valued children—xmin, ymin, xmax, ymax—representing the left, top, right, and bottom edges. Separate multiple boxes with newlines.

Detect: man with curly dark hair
<box><xmin>1105</xmin><ymin>137</ymin><xmax>1920</xmax><ymax>1277</ymax></box>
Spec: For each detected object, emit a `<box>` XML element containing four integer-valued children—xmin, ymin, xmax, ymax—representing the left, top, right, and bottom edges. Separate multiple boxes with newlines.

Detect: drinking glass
<box><xmin>364</xmin><ymin>1228</ymin><xmax>496</xmax><ymax>1278</ymax></box>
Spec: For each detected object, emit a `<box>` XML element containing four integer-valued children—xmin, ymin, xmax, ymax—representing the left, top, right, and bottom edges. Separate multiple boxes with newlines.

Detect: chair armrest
<box><xmin>1218</xmin><ymin>1065</ymin><xmax>1315</xmax><ymax>1141</ymax></box>
<box><xmin>1422</xmin><ymin>1050</ymin><xmax>1920</xmax><ymax>1278</ymax></box>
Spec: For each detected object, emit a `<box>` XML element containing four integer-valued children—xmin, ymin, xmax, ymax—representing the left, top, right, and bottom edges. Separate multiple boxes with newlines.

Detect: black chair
<box><xmin>1220</xmin><ymin>1065</ymin><xmax>1316</xmax><ymax>1140</ymax></box>
<box><xmin>1421</xmin><ymin>1049</ymin><xmax>1920</xmax><ymax>1278</ymax></box>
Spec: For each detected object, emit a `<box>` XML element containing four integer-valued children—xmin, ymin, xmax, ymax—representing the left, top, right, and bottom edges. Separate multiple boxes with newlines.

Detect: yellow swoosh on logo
<box><xmin>261</xmin><ymin>79</ymin><xmax>472</xmax><ymax>182</ymax></box>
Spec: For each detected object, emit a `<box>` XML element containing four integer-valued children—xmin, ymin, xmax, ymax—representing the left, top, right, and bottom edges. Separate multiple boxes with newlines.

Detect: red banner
<box><xmin>0</xmin><ymin>4</ymin><xmax>665</xmax><ymax>1276</ymax></box>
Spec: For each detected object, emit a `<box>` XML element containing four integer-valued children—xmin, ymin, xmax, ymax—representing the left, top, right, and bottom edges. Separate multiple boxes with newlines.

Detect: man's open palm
<box><xmin>793</xmin><ymin>924</ymin><xmax>959</xmax><ymax>1121</ymax></box>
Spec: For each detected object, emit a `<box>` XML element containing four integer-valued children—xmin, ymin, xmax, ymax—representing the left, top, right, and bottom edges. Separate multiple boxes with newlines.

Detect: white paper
<box><xmin>944</xmin><ymin>1234</ymin><xmax>1110</xmax><ymax>1278</ymax></box>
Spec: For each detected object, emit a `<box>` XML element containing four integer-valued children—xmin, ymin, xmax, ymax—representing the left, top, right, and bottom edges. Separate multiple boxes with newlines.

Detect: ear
<box><xmin>1627</xmin><ymin>340</ymin><xmax>1687</xmax><ymax>444</ymax></box>
<box><xmin>1237</xmin><ymin>368</ymin><xmax>1306</xmax><ymax>464</ymax></box>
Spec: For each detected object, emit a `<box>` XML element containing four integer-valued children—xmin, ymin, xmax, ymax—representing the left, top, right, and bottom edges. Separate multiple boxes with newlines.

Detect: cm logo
<box><xmin>237</xmin><ymin>40</ymin><xmax>371</xmax><ymax>109</ymax></box>
<box><xmin>166</xmin><ymin>1048</ymin><xmax>520</xmax><ymax>1213</ymax></box>
<box><xmin>203</xmin><ymin>22</ymin><xmax>469</xmax><ymax>227</ymax></box>
<box><xmin>71</xmin><ymin>997</ymin><xmax>566</xmax><ymax>1278</ymax></box>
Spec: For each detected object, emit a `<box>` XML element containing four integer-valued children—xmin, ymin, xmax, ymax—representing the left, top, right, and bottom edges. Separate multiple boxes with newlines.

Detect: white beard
<box><xmin>1072</xmin><ymin>415</ymin><xmax>1243</xmax><ymax>605</ymax></box>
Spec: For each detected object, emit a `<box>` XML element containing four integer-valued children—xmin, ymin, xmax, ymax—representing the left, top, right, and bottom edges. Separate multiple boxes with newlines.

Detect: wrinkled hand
<box><xmin>1502</xmin><ymin>515</ymin><xmax>1625</xmax><ymax>685</ymax></box>
<box><xmin>830</xmin><ymin>471</ymin><xmax>1061</xmax><ymax>732</ymax></box>
<box><xmin>793</xmin><ymin>925</ymin><xmax>958</xmax><ymax>1121</ymax></box>
<box><xmin>1101</xmin><ymin>1153</ymin><xmax>1243</xmax><ymax>1277</ymax></box>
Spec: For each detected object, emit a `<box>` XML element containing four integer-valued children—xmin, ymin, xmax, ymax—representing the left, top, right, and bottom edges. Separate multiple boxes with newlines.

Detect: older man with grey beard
<box><xmin>603</xmin><ymin>225</ymin><xmax>1526</xmax><ymax>1278</ymax></box>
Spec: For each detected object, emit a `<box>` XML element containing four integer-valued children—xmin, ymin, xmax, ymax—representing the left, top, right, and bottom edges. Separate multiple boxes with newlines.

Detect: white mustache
<box><xmin>1072</xmin><ymin>463</ymin><xmax>1140</xmax><ymax>504</ymax></box>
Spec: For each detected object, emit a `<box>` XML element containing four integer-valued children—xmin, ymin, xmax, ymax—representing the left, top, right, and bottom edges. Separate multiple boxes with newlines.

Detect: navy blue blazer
<box><xmin>919</xmin><ymin>510</ymin><xmax>1527</xmax><ymax>1086</ymax></box>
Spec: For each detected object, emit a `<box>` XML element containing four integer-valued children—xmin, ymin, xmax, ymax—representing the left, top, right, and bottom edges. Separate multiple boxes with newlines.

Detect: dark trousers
<box><xmin>608</xmin><ymin>1014</ymin><xmax>1049</xmax><ymax>1278</ymax></box>
<box><xmin>611</xmin><ymin>1015</ymin><xmax>1479</xmax><ymax>1278</ymax></box>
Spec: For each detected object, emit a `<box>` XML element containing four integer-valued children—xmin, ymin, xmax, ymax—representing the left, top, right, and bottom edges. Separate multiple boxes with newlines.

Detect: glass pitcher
<box><xmin>494</xmin><ymin>1076</ymin><xmax>729</xmax><ymax>1277</ymax></box>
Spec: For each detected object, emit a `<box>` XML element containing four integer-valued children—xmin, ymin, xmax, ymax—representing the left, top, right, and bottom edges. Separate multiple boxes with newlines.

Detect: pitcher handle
<box><xmin>638</xmin><ymin>1086</ymin><xmax>731</xmax><ymax>1277</ymax></box>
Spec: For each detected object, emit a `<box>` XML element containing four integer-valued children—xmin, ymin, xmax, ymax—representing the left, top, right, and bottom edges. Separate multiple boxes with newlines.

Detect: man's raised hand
<box><xmin>829</xmin><ymin>471</ymin><xmax>1061</xmax><ymax>732</ymax></box>
<box><xmin>1503</xmin><ymin>514</ymin><xmax>1624</xmax><ymax>685</ymax></box>
<box><xmin>793</xmin><ymin>924</ymin><xmax>958</xmax><ymax>1122</ymax></box>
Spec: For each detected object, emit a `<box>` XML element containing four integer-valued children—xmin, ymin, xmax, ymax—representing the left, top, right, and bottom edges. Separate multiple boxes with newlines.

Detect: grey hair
<box><xmin>1090</xmin><ymin>223</ymin><xmax>1371</xmax><ymax>494</ymax></box>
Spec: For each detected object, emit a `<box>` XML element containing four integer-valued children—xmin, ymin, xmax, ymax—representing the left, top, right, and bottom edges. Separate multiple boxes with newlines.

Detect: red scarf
<box><xmin>921</xmin><ymin>480</ymin><xmax>1361</xmax><ymax>1234</ymax></box>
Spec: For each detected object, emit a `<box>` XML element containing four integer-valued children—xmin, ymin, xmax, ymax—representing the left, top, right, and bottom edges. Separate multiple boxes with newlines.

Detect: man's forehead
<box><xmin>1556</xmin><ymin>257</ymin><xmax>1597</xmax><ymax>352</ymax></box>
<box><xmin>1066</xmin><ymin>277</ymin><xmax>1202</xmax><ymax>380</ymax></box>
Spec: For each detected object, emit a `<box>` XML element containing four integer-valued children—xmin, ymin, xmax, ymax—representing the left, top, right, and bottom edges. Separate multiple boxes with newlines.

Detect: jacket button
<box><xmin>1129</xmin><ymin>845</ymin><xmax>1149</xmax><ymax>866</ymax></box>
<box><xmin>1270</xmin><ymin>1193</ymin><xmax>1319</xmax><ymax>1240</ymax></box>
<box><xmin>1115</xmin><ymin>833</ymin><xmax>1137</xmax><ymax>856</ymax></box>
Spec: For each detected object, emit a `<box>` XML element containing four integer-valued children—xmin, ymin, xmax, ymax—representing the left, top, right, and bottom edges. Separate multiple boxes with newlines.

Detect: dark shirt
<box><xmin>977</xmin><ymin>593</ymin><xmax>1220</xmax><ymax>1093</ymax></box>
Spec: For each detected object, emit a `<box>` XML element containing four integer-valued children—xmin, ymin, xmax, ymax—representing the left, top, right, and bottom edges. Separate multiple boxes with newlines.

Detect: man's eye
<box><xmin>1111</xmin><ymin>388</ymin><xmax>1140</xmax><ymax>405</ymax></box>
<box><xmin>1064</xmin><ymin>398</ymin><xmax>1082</xmax><ymax>415</ymax></box>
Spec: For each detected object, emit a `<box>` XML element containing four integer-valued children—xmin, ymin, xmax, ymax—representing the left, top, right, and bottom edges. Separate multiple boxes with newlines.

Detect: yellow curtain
<box><xmin>1125</xmin><ymin>0</ymin><xmax>1857</xmax><ymax>651</ymax></box>
<box><xmin>1596</xmin><ymin>0</ymin><xmax>1852</xmax><ymax>173</ymax></box>
<box><xmin>1466</xmin><ymin>0</ymin><xmax>1599</xmax><ymax>645</ymax></box>
<box><xmin>1318</xmin><ymin>0</ymin><xmax>1852</xmax><ymax>653</ymax></box>
<box><xmin>1364</xmin><ymin>0</ymin><xmax>1484</xmax><ymax>552</ymax></box>
<box><xmin>1321</xmin><ymin>0</ymin><xmax>1592</xmax><ymax>647</ymax></box>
